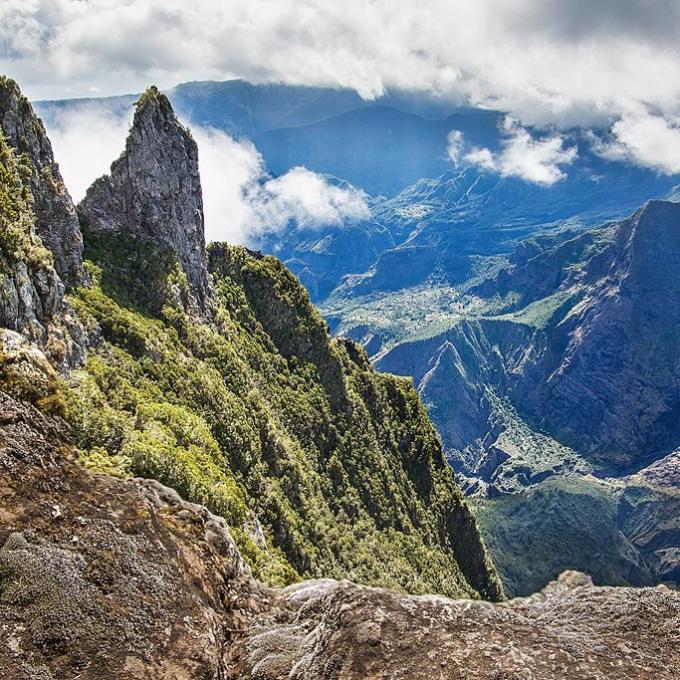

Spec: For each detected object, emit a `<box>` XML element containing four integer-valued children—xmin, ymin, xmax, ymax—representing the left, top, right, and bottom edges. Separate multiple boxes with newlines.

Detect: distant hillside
<box><xmin>373</xmin><ymin>201</ymin><xmax>680</xmax><ymax>594</ymax></box>
<box><xmin>35</xmin><ymin>78</ymin><xmax>501</xmax><ymax>196</ymax></box>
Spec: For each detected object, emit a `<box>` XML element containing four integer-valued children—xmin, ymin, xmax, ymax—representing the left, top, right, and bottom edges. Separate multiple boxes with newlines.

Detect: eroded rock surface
<box><xmin>78</xmin><ymin>86</ymin><xmax>210</xmax><ymax>309</ymax></box>
<box><xmin>0</xmin><ymin>77</ymin><xmax>83</xmax><ymax>287</ymax></box>
<box><xmin>229</xmin><ymin>573</ymin><xmax>680</xmax><ymax>680</ymax></box>
<box><xmin>0</xmin><ymin>392</ymin><xmax>266</xmax><ymax>680</ymax></box>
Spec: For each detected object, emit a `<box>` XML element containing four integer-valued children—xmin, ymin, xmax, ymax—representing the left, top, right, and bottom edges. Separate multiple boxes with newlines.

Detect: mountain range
<box><xmin>34</xmin><ymin>79</ymin><xmax>680</xmax><ymax>596</ymax></box>
<box><xmin>1</xmin><ymin>76</ymin><xmax>680</xmax><ymax>678</ymax></box>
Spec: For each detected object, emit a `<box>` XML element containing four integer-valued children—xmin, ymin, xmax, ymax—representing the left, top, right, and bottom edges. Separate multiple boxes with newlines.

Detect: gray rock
<box><xmin>0</xmin><ymin>79</ymin><xmax>86</xmax><ymax>370</ymax></box>
<box><xmin>78</xmin><ymin>86</ymin><xmax>210</xmax><ymax>310</ymax></box>
<box><xmin>0</xmin><ymin>77</ymin><xmax>83</xmax><ymax>287</ymax></box>
<box><xmin>228</xmin><ymin>572</ymin><xmax>680</xmax><ymax>679</ymax></box>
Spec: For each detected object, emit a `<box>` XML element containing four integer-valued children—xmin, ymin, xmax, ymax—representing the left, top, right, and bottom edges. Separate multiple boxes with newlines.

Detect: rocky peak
<box><xmin>78</xmin><ymin>86</ymin><xmax>210</xmax><ymax>309</ymax></box>
<box><xmin>0</xmin><ymin>84</ymin><xmax>85</xmax><ymax>371</ymax></box>
<box><xmin>0</xmin><ymin>76</ymin><xmax>83</xmax><ymax>287</ymax></box>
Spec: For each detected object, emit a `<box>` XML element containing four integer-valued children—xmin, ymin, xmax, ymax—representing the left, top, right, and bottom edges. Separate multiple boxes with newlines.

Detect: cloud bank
<box><xmin>193</xmin><ymin>127</ymin><xmax>369</xmax><ymax>243</ymax></box>
<box><xmin>7</xmin><ymin>1</ymin><xmax>680</xmax><ymax>178</ymax></box>
<box><xmin>44</xmin><ymin>107</ymin><xmax>369</xmax><ymax>244</ymax></box>
<box><xmin>3</xmin><ymin>0</ymin><xmax>680</xmax><ymax>130</ymax></box>
<box><xmin>593</xmin><ymin>110</ymin><xmax>680</xmax><ymax>175</ymax></box>
<box><xmin>449</xmin><ymin>118</ymin><xmax>578</xmax><ymax>185</ymax></box>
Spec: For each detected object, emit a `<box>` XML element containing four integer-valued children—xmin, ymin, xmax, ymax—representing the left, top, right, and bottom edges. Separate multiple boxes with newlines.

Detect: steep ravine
<box><xmin>377</xmin><ymin>204</ymin><xmax>680</xmax><ymax>594</ymax></box>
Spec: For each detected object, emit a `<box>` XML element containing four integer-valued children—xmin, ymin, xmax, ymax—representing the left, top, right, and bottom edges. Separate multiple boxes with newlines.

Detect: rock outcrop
<box><xmin>1</xmin><ymin>392</ymin><xmax>678</xmax><ymax>680</ymax></box>
<box><xmin>78</xmin><ymin>86</ymin><xmax>210</xmax><ymax>309</ymax></box>
<box><xmin>0</xmin><ymin>77</ymin><xmax>83</xmax><ymax>287</ymax></box>
<box><xmin>0</xmin><ymin>80</ymin><xmax>85</xmax><ymax>370</ymax></box>
<box><xmin>229</xmin><ymin>571</ymin><xmax>680</xmax><ymax>680</ymax></box>
<box><xmin>0</xmin><ymin>392</ymin><xmax>264</xmax><ymax>680</ymax></box>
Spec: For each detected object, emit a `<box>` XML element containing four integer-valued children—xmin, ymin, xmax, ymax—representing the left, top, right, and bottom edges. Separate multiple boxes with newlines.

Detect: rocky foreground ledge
<box><xmin>0</xmin><ymin>393</ymin><xmax>678</xmax><ymax>680</ymax></box>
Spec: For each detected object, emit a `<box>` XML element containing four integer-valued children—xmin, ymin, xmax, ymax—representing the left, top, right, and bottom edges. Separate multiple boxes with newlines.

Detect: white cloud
<box><xmin>194</xmin><ymin>127</ymin><xmax>369</xmax><ymax>243</ymax></box>
<box><xmin>446</xmin><ymin>130</ymin><xmax>464</xmax><ymax>165</ymax></box>
<box><xmin>11</xmin><ymin>1</ymin><xmax>680</xmax><ymax>177</ymax></box>
<box><xmin>592</xmin><ymin>109</ymin><xmax>680</xmax><ymax>175</ymax></box>
<box><xmin>450</xmin><ymin>117</ymin><xmax>577</xmax><ymax>185</ymax></box>
<box><xmin>260</xmin><ymin>167</ymin><xmax>370</xmax><ymax>230</ymax></box>
<box><xmin>41</xmin><ymin>106</ymin><xmax>369</xmax><ymax>244</ymax></box>
<box><xmin>2</xmin><ymin>0</ymin><xmax>680</xmax><ymax>132</ymax></box>
<box><xmin>45</xmin><ymin>105</ymin><xmax>133</xmax><ymax>201</ymax></box>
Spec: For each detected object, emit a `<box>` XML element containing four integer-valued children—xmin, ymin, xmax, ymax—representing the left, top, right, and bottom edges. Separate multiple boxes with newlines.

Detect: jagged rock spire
<box><xmin>0</xmin><ymin>76</ymin><xmax>84</xmax><ymax>287</ymax></box>
<box><xmin>78</xmin><ymin>86</ymin><xmax>210</xmax><ymax>307</ymax></box>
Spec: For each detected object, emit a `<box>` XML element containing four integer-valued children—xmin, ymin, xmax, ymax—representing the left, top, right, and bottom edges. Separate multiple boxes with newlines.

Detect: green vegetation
<box><xmin>324</xmin><ymin>284</ymin><xmax>471</xmax><ymax>356</ymax></box>
<box><xmin>479</xmin><ymin>392</ymin><xmax>593</xmax><ymax>492</ymax></box>
<box><xmin>66</xmin><ymin>229</ymin><xmax>502</xmax><ymax>599</ymax></box>
<box><xmin>136</xmin><ymin>85</ymin><xmax>174</xmax><ymax>115</ymax></box>
<box><xmin>0</xmin><ymin>337</ymin><xmax>68</xmax><ymax>418</ymax></box>
<box><xmin>473</xmin><ymin>476</ymin><xmax>651</xmax><ymax>596</ymax></box>
<box><xmin>0</xmin><ymin>129</ymin><xmax>50</xmax><ymax>268</ymax></box>
<box><xmin>493</xmin><ymin>287</ymin><xmax>582</xmax><ymax>330</ymax></box>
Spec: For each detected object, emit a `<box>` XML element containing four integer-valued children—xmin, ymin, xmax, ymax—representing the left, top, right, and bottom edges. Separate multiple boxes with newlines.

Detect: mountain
<box><xmin>0</xmin><ymin>77</ymin><xmax>83</xmax><ymax>287</ymax></box>
<box><xmin>78</xmin><ymin>86</ymin><xmax>210</xmax><ymax>309</ymax></box>
<box><xmin>3</xmin><ymin>391</ymin><xmax>678</xmax><ymax>679</ymax></box>
<box><xmin>1</xmin><ymin>78</ymin><xmax>501</xmax><ymax>601</ymax></box>
<box><xmin>2</xmin><ymin>76</ymin><xmax>680</xmax><ymax>679</ymax></box>
<box><xmin>0</xmin><ymin>76</ymin><xmax>86</xmax><ymax>379</ymax></box>
<box><xmin>367</xmin><ymin>201</ymin><xmax>680</xmax><ymax>594</ymax></box>
<box><xmin>253</xmin><ymin>106</ymin><xmax>500</xmax><ymax>196</ymax></box>
<box><xmin>35</xmin><ymin>78</ymin><xmax>476</xmax><ymax>137</ymax></box>
<box><xmin>34</xmin><ymin>79</ymin><xmax>501</xmax><ymax>197</ymax></box>
<box><xmin>35</xmin><ymin>79</ymin><xmax>680</xmax><ymax>597</ymax></box>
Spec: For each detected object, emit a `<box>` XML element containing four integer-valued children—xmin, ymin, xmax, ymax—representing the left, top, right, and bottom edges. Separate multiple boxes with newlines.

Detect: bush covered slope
<box><xmin>36</xmin><ymin>85</ymin><xmax>502</xmax><ymax>600</ymax></box>
<box><xmin>65</xmin><ymin>225</ymin><xmax>501</xmax><ymax>598</ymax></box>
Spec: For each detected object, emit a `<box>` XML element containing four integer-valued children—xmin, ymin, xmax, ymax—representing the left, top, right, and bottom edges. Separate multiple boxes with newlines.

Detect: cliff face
<box><xmin>477</xmin><ymin>200</ymin><xmax>680</xmax><ymax>468</ymax></box>
<box><xmin>5</xmin><ymin>82</ymin><xmax>500</xmax><ymax>601</ymax></box>
<box><xmin>0</xmin><ymin>77</ymin><xmax>83</xmax><ymax>287</ymax></box>
<box><xmin>78</xmin><ymin>87</ymin><xmax>209</xmax><ymax>309</ymax></box>
<box><xmin>537</xmin><ymin>201</ymin><xmax>680</xmax><ymax>460</ymax></box>
<box><xmin>0</xmin><ymin>396</ymin><xmax>678</xmax><ymax>680</ymax></box>
<box><xmin>0</xmin><ymin>79</ymin><xmax>85</xmax><ymax>372</ymax></box>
